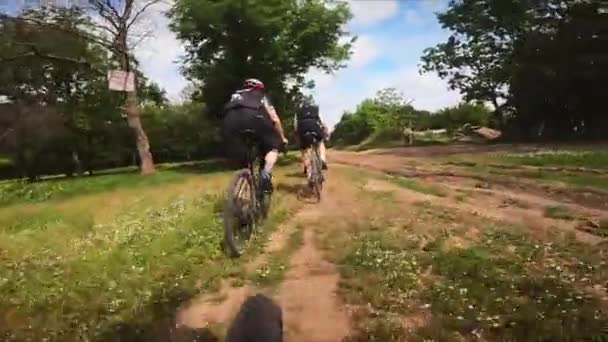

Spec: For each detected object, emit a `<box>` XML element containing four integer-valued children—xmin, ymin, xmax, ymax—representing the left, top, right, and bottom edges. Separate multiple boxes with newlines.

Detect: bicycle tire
<box><xmin>254</xmin><ymin>166</ymin><xmax>272</xmax><ymax>221</ymax></box>
<box><xmin>223</xmin><ymin>168</ymin><xmax>255</xmax><ymax>257</ymax></box>
<box><xmin>310</xmin><ymin>145</ymin><xmax>323</xmax><ymax>202</ymax></box>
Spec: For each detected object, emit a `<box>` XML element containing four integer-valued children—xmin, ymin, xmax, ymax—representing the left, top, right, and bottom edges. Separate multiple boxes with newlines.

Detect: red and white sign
<box><xmin>108</xmin><ymin>70</ymin><xmax>135</xmax><ymax>92</ymax></box>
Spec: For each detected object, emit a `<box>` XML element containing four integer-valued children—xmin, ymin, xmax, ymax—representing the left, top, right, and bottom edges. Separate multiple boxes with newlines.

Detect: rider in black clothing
<box><xmin>294</xmin><ymin>103</ymin><xmax>328</xmax><ymax>176</ymax></box>
<box><xmin>222</xmin><ymin>79</ymin><xmax>288</xmax><ymax>191</ymax></box>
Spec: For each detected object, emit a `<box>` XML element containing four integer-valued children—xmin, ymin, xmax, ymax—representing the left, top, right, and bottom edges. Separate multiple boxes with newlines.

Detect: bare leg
<box><xmin>318</xmin><ymin>141</ymin><xmax>327</xmax><ymax>163</ymax></box>
<box><xmin>302</xmin><ymin>147</ymin><xmax>312</xmax><ymax>177</ymax></box>
<box><xmin>263</xmin><ymin>150</ymin><xmax>279</xmax><ymax>174</ymax></box>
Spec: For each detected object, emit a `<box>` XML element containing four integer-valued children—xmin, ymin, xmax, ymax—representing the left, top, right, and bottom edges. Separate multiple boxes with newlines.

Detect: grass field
<box><xmin>0</xmin><ymin>160</ymin><xmax>302</xmax><ymax>341</ymax></box>
<box><xmin>2</xmin><ymin>145</ymin><xmax>608</xmax><ymax>341</ymax></box>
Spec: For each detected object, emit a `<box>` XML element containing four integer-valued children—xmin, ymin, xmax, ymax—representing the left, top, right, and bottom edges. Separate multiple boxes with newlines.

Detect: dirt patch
<box><xmin>275</xmin><ymin>228</ymin><xmax>351</xmax><ymax>342</ymax></box>
<box><xmin>364</xmin><ymin>177</ymin><xmax>604</xmax><ymax>245</ymax></box>
<box><xmin>333</xmin><ymin>148</ymin><xmax>608</xmax><ymax>211</ymax></box>
<box><xmin>443</xmin><ymin>235</ymin><xmax>470</xmax><ymax>250</ymax></box>
<box><xmin>246</xmin><ymin>222</ymin><xmax>295</xmax><ymax>273</ymax></box>
<box><xmin>175</xmin><ymin>282</ymin><xmax>255</xmax><ymax>330</ymax></box>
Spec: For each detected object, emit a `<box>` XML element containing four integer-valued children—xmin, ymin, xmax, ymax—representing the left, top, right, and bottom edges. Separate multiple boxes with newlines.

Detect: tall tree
<box><xmin>169</xmin><ymin>0</ymin><xmax>353</xmax><ymax>118</ymax></box>
<box><xmin>421</xmin><ymin>0</ymin><xmax>608</xmax><ymax>139</ymax></box>
<box><xmin>90</xmin><ymin>0</ymin><xmax>164</xmax><ymax>174</ymax></box>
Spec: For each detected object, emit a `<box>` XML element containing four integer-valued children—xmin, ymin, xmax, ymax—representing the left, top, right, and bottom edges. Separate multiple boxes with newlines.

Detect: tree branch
<box><xmin>127</xmin><ymin>0</ymin><xmax>164</xmax><ymax>31</ymax></box>
<box><xmin>4</xmin><ymin>15</ymin><xmax>116</xmax><ymax>52</ymax></box>
<box><xmin>91</xmin><ymin>1</ymin><xmax>121</xmax><ymax>31</ymax></box>
<box><xmin>0</xmin><ymin>50</ymin><xmax>106</xmax><ymax>76</ymax></box>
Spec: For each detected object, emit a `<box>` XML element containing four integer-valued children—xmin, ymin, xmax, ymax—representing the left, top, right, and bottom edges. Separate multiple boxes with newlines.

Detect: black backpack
<box><xmin>296</xmin><ymin>104</ymin><xmax>319</xmax><ymax>121</ymax></box>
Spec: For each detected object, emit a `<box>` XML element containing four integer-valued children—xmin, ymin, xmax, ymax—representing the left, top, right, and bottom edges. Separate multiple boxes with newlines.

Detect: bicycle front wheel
<box><xmin>223</xmin><ymin>168</ymin><xmax>255</xmax><ymax>257</ymax></box>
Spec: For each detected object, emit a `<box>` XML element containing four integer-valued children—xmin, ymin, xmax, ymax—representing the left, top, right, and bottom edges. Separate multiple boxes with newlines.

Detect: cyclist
<box><xmin>293</xmin><ymin>103</ymin><xmax>328</xmax><ymax>177</ymax></box>
<box><xmin>222</xmin><ymin>78</ymin><xmax>288</xmax><ymax>192</ymax></box>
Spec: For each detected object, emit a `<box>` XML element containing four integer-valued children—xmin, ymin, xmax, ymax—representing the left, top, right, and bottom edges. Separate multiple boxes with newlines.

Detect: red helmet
<box><xmin>244</xmin><ymin>78</ymin><xmax>264</xmax><ymax>90</ymax></box>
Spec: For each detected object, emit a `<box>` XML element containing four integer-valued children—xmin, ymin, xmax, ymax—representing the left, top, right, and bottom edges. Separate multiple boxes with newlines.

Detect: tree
<box><xmin>421</xmin><ymin>0</ymin><xmax>608</xmax><ymax>139</ymax></box>
<box><xmin>90</xmin><ymin>0</ymin><xmax>164</xmax><ymax>174</ymax></box>
<box><xmin>0</xmin><ymin>7</ymin><xmax>112</xmax><ymax>179</ymax></box>
<box><xmin>0</xmin><ymin>7</ymin><xmax>169</xmax><ymax>179</ymax></box>
<box><xmin>169</xmin><ymin>0</ymin><xmax>353</xmax><ymax>119</ymax></box>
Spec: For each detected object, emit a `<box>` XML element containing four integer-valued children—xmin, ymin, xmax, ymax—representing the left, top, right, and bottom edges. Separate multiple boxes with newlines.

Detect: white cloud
<box><xmin>348</xmin><ymin>0</ymin><xmax>399</xmax><ymax>25</ymax></box>
<box><xmin>133</xmin><ymin>1</ymin><xmax>187</xmax><ymax>101</ymax></box>
<box><xmin>350</xmin><ymin>35</ymin><xmax>380</xmax><ymax>68</ymax></box>
<box><xmin>369</xmin><ymin>67</ymin><xmax>461</xmax><ymax>111</ymax></box>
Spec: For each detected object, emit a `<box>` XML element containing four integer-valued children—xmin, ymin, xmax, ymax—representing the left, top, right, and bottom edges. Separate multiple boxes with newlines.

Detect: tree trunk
<box><xmin>125</xmin><ymin>90</ymin><xmax>155</xmax><ymax>174</ymax></box>
<box><xmin>118</xmin><ymin>29</ymin><xmax>155</xmax><ymax>175</ymax></box>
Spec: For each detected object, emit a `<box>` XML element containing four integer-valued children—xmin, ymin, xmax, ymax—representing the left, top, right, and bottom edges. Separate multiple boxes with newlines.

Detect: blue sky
<box><xmin>305</xmin><ymin>0</ymin><xmax>462</xmax><ymax>128</ymax></box>
<box><xmin>2</xmin><ymin>0</ymin><xmax>462</xmax><ymax>129</ymax></box>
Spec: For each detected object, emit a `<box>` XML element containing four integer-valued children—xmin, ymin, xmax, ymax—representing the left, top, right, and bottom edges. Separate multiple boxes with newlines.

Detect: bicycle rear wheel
<box><xmin>309</xmin><ymin>146</ymin><xmax>323</xmax><ymax>202</ymax></box>
<box><xmin>223</xmin><ymin>168</ymin><xmax>255</xmax><ymax>257</ymax></box>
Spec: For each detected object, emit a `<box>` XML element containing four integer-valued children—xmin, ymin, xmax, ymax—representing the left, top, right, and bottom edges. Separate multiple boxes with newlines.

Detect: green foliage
<box><xmin>433</xmin><ymin>102</ymin><xmax>491</xmax><ymax>133</ymax></box>
<box><xmin>331</xmin><ymin>88</ymin><xmax>412</xmax><ymax>146</ymax></box>
<box><xmin>421</xmin><ymin>0</ymin><xmax>608</xmax><ymax>139</ymax></box>
<box><xmin>143</xmin><ymin>101</ymin><xmax>221</xmax><ymax>163</ymax></box>
<box><xmin>169</xmin><ymin>0</ymin><xmax>353</xmax><ymax>118</ymax></box>
<box><xmin>331</xmin><ymin>88</ymin><xmax>491</xmax><ymax>148</ymax></box>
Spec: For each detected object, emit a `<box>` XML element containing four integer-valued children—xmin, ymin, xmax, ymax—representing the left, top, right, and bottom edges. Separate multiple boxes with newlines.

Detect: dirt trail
<box><xmin>174</xmin><ymin>174</ymin><xmax>351</xmax><ymax>341</ymax></box>
<box><xmin>332</xmin><ymin>148</ymin><xmax>608</xmax><ymax>211</ymax></box>
<box><xmin>277</xmin><ymin>228</ymin><xmax>350</xmax><ymax>341</ymax></box>
<box><xmin>335</xmin><ymin>147</ymin><xmax>608</xmax><ymax>244</ymax></box>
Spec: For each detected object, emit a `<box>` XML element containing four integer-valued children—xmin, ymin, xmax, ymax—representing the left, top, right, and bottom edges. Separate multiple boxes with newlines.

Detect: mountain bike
<box><xmin>304</xmin><ymin>132</ymin><xmax>325</xmax><ymax>203</ymax></box>
<box><xmin>223</xmin><ymin>129</ymin><xmax>272</xmax><ymax>257</ymax></box>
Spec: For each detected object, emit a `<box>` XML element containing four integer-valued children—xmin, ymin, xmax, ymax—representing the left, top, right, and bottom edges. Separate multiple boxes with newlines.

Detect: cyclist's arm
<box><xmin>265</xmin><ymin>102</ymin><xmax>287</xmax><ymax>142</ymax></box>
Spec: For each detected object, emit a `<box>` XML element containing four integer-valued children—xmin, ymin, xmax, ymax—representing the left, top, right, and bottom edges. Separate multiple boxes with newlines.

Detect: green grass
<box><xmin>0</xmin><ymin>193</ymin><xmax>227</xmax><ymax>340</ymax></box>
<box><xmin>0</xmin><ymin>164</ymin><xmax>301</xmax><ymax>341</ymax></box>
<box><xmin>500</xmin><ymin>150</ymin><xmax>608</xmax><ymax>169</ymax></box>
<box><xmin>448</xmin><ymin>156</ymin><xmax>608</xmax><ymax>191</ymax></box>
<box><xmin>0</xmin><ymin>160</ymin><xmax>235</xmax><ymax>207</ymax></box>
<box><xmin>385</xmin><ymin>174</ymin><xmax>449</xmax><ymax>197</ymax></box>
<box><xmin>339</xmin><ymin>165</ymin><xmax>449</xmax><ymax>198</ymax></box>
<box><xmin>0</xmin><ymin>170</ymin><xmax>187</xmax><ymax>206</ymax></box>
<box><xmin>544</xmin><ymin>205</ymin><xmax>578</xmax><ymax>220</ymax></box>
<box><xmin>336</xmin><ymin>226</ymin><xmax>608</xmax><ymax>341</ymax></box>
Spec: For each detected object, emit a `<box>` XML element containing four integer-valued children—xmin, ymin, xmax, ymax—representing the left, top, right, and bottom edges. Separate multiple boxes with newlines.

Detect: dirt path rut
<box><xmin>174</xmin><ymin>174</ymin><xmax>351</xmax><ymax>341</ymax></box>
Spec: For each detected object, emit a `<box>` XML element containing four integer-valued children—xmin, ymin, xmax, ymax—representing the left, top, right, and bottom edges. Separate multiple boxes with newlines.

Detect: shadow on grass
<box><xmin>285</xmin><ymin>171</ymin><xmax>305</xmax><ymax>179</ymax></box>
<box><xmin>95</xmin><ymin>288</ymin><xmax>220</xmax><ymax>342</ymax></box>
<box><xmin>166</xmin><ymin>159</ymin><xmax>231</xmax><ymax>175</ymax></box>
<box><xmin>276</xmin><ymin>182</ymin><xmax>321</xmax><ymax>204</ymax></box>
<box><xmin>275</xmin><ymin>182</ymin><xmax>305</xmax><ymax>197</ymax></box>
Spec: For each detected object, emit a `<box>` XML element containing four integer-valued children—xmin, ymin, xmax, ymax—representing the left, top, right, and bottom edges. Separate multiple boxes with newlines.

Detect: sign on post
<box><xmin>108</xmin><ymin>70</ymin><xmax>135</xmax><ymax>92</ymax></box>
